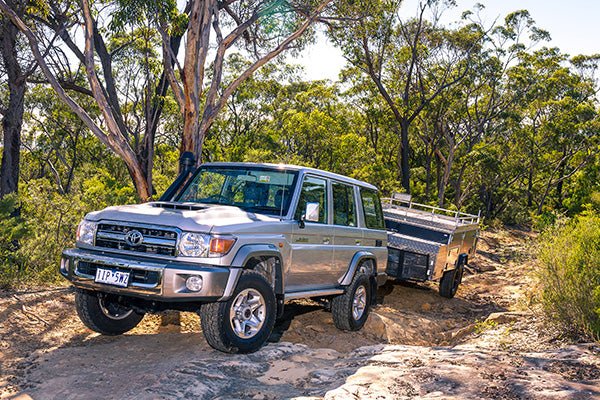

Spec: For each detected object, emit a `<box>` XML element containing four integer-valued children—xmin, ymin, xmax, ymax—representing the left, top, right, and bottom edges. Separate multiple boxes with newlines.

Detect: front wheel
<box><xmin>200</xmin><ymin>271</ymin><xmax>276</xmax><ymax>354</ymax></box>
<box><xmin>331</xmin><ymin>273</ymin><xmax>371</xmax><ymax>331</ymax></box>
<box><xmin>75</xmin><ymin>290</ymin><xmax>144</xmax><ymax>335</ymax></box>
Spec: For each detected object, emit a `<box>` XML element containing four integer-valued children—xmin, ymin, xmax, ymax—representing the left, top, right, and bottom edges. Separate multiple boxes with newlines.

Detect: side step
<box><xmin>284</xmin><ymin>288</ymin><xmax>344</xmax><ymax>300</ymax></box>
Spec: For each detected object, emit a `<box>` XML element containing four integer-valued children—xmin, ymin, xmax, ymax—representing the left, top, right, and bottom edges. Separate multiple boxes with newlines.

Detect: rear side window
<box><xmin>332</xmin><ymin>182</ymin><xmax>356</xmax><ymax>227</ymax></box>
<box><xmin>360</xmin><ymin>188</ymin><xmax>384</xmax><ymax>229</ymax></box>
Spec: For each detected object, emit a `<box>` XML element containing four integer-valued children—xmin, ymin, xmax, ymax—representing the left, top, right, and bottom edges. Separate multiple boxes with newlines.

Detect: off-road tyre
<box><xmin>439</xmin><ymin>263</ymin><xmax>464</xmax><ymax>299</ymax></box>
<box><xmin>200</xmin><ymin>271</ymin><xmax>276</xmax><ymax>354</ymax></box>
<box><xmin>75</xmin><ymin>290</ymin><xmax>144</xmax><ymax>335</ymax></box>
<box><xmin>332</xmin><ymin>273</ymin><xmax>371</xmax><ymax>331</ymax></box>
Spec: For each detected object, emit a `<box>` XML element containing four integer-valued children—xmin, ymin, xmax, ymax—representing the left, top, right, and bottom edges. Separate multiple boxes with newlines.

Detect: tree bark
<box><xmin>181</xmin><ymin>0</ymin><xmax>214</xmax><ymax>156</ymax></box>
<box><xmin>424</xmin><ymin>149</ymin><xmax>432</xmax><ymax>200</ymax></box>
<box><xmin>399</xmin><ymin>120</ymin><xmax>411</xmax><ymax>193</ymax></box>
<box><xmin>0</xmin><ymin>5</ymin><xmax>25</xmax><ymax>198</ymax></box>
<box><xmin>178</xmin><ymin>0</ymin><xmax>332</xmax><ymax>165</ymax></box>
<box><xmin>0</xmin><ymin>0</ymin><xmax>153</xmax><ymax>201</ymax></box>
<box><xmin>80</xmin><ymin>0</ymin><xmax>151</xmax><ymax>201</ymax></box>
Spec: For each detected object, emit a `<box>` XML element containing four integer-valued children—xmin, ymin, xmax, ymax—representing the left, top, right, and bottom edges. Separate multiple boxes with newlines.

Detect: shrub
<box><xmin>0</xmin><ymin>194</ymin><xmax>29</xmax><ymax>288</ymax></box>
<box><xmin>537</xmin><ymin>210</ymin><xmax>600</xmax><ymax>340</ymax></box>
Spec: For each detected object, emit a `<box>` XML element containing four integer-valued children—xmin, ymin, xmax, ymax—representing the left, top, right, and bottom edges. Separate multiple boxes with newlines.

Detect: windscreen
<box><xmin>176</xmin><ymin>166</ymin><xmax>298</xmax><ymax>216</ymax></box>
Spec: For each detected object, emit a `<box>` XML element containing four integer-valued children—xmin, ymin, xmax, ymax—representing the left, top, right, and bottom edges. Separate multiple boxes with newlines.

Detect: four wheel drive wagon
<box><xmin>60</xmin><ymin>159</ymin><xmax>479</xmax><ymax>353</ymax></box>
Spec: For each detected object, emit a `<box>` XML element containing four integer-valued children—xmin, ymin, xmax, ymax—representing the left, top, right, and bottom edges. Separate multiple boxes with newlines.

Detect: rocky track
<box><xmin>1</xmin><ymin>228</ymin><xmax>599</xmax><ymax>399</ymax></box>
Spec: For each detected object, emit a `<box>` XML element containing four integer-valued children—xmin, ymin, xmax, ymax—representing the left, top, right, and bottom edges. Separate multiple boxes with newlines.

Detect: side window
<box><xmin>294</xmin><ymin>176</ymin><xmax>328</xmax><ymax>224</ymax></box>
<box><xmin>332</xmin><ymin>182</ymin><xmax>356</xmax><ymax>227</ymax></box>
<box><xmin>360</xmin><ymin>188</ymin><xmax>385</xmax><ymax>229</ymax></box>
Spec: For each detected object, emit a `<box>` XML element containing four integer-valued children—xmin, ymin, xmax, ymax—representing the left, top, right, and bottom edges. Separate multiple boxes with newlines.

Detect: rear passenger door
<box><xmin>288</xmin><ymin>175</ymin><xmax>335</xmax><ymax>291</ymax></box>
<box><xmin>332</xmin><ymin>182</ymin><xmax>360</xmax><ymax>281</ymax></box>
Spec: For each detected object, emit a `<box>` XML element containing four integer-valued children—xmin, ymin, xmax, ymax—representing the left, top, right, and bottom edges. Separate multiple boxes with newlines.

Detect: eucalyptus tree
<box><xmin>329</xmin><ymin>0</ymin><xmax>483</xmax><ymax>193</ymax></box>
<box><xmin>417</xmin><ymin>9</ymin><xmax>551</xmax><ymax>209</ymax></box>
<box><xmin>510</xmin><ymin>48</ymin><xmax>599</xmax><ymax>214</ymax></box>
<box><xmin>0</xmin><ymin>0</ymin><xmax>333</xmax><ymax>200</ymax></box>
<box><xmin>0</xmin><ymin>0</ymin><xmax>35</xmax><ymax>198</ymax></box>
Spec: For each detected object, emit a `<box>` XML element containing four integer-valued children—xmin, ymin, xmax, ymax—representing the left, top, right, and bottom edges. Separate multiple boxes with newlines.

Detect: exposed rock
<box><xmin>363</xmin><ymin>313</ymin><xmax>387</xmax><ymax>340</ymax></box>
<box><xmin>2</xmin><ymin>228</ymin><xmax>599</xmax><ymax>399</ymax></box>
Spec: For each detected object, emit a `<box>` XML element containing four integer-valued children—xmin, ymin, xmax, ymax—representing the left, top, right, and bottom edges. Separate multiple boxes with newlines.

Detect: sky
<box><xmin>293</xmin><ymin>0</ymin><xmax>600</xmax><ymax>81</ymax></box>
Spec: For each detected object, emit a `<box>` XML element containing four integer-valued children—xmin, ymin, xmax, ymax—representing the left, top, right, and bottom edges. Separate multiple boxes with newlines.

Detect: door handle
<box><xmin>323</xmin><ymin>237</ymin><xmax>330</xmax><ymax>245</ymax></box>
<box><xmin>355</xmin><ymin>240</ymin><xmax>361</xmax><ymax>246</ymax></box>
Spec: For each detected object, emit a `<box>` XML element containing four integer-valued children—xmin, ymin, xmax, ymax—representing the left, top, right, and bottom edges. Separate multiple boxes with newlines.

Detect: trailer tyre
<box><xmin>75</xmin><ymin>290</ymin><xmax>144</xmax><ymax>335</ymax></box>
<box><xmin>332</xmin><ymin>273</ymin><xmax>371</xmax><ymax>331</ymax></box>
<box><xmin>200</xmin><ymin>271</ymin><xmax>276</xmax><ymax>354</ymax></box>
<box><xmin>439</xmin><ymin>263</ymin><xmax>464</xmax><ymax>299</ymax></box>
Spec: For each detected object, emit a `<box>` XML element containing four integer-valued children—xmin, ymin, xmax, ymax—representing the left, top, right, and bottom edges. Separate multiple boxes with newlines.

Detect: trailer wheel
<box><xmin>200</xmin><ymin>271</ymin><xmax>276</xmax><ymax>354</ymax></box>
<box><xmin>439</xmin><ymin>263</ymin><xmax>464</xmax><ymax>299</ymax></box>
<box><xmin>75</xmin><ymin>290</ymin><xmax>144</xmax><ymax>335</ymax></box>
<box><xmin>332</xmin><ymin>273</ymin><xmax>371</xmax><ymax>331</ymax></box>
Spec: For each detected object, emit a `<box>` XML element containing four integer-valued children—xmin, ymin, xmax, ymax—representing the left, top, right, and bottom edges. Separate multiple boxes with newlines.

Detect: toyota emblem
<box><xmin>124</xmin><ymin>229</ymin><xmax>144</xmax><ymax>247</ymax></box>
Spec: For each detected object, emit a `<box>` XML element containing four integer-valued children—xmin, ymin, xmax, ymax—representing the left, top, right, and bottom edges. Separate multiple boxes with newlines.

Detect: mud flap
<box><xmin>276</xmin><ymin>294</ymin><xmax>285</xmax><ymax>319</ymax></box>
<box><xmin>370</xmin><ymin>276</ymin><xmax>378</xmax><ymax>306</ymax></box>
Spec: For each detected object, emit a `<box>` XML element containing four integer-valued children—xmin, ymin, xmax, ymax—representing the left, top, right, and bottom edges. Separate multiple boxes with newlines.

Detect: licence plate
<box><xmin>94</xmin><ymin>268</ymin><xmax>130</xmax><ymax>287</ymax></box>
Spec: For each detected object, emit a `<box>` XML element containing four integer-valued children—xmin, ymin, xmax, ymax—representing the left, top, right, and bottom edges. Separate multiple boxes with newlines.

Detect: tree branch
<box><xmin>200</xmin><ymin>0</ymin><xmax>333</xmax><ymax>137</ymax></box>
<box><xmin>0</xmin><ymin>0</ymin><xmax>110</xmax><ymax>147</ymax></box>
<box><xmin>27</xmin><ymin>78</ymin><xmax>93</xmax><ymax>96</ymax></box>
<box><xmin>92</xmin><ymin>22</ymin><xmax>128</xmax><ymax>138</ymax></box>
<box><xmin>158</xmin><ymin>23</ymin><xmax>185</xmax><ymax>110</ymax></box>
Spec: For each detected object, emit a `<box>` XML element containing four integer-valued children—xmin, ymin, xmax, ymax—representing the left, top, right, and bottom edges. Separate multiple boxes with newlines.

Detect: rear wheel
<box><xmin>332</xmin><ymin>273</ymin><xmax>371</xmax><ymax>331</ymax></box>
<box><xmin>200</xmin><ymin>271</ymin><xmax>276</xmax><ymax>354</ymax></box>
<box><xmin>75</xmin><ymin>290</ymin><xmax>144</xmax><ymax>335</ymax></box>
<box><xmin>439</xmin><ymin>263</ymin><xmax>464</xmax><ymax>299</ymax></box>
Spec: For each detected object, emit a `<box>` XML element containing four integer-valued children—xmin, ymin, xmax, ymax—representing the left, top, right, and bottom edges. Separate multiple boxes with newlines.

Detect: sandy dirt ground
<box><xmin>1</xmin><ymin>228</ymin><xmax>599</xmax><ymax>399</ymax></box>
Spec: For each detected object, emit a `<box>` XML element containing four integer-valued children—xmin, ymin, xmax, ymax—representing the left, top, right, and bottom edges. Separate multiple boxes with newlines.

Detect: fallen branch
<box><xmin>11</xmin><ymin>294</ymin><xmax>51</xmax><ymax>326</ymax></box>
<box><xmin>464</xmin><ymin>264</ymin><xmax>481</xmax><ymax>274</ymax></box>
<box><xmin>21</xmin><ymin>305</ymin><xmax>50</xmax><ymax>326</ymax></box>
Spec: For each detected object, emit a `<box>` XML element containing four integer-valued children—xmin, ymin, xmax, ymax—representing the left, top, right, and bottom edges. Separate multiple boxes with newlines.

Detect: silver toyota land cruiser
<box><xmin>60</xmin><ymin>158</ymin><xmax>388</xmax><ymax>353</ymax></box>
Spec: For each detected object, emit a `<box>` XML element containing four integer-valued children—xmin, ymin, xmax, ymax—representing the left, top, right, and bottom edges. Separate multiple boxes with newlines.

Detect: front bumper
<box><xmin>60</xmin><ymin>248</ymin><xmax>241</xmax><ymax>301</ymax></box>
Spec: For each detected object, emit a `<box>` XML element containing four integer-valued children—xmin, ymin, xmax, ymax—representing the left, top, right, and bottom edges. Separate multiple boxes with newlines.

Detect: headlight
<box><xmin>76</xmin><ymin>220</ymin><xmax>97</xmax><ymax>245</ymax></box>
<box><xmin>178</xmin><ymin>232</ymin><xmax>210</xmax><ymax>257</ymax></box>
<box><xmin>178</xmin><ymin>233</ymin><xmax>236</xmax><ymax>257</ymax></box>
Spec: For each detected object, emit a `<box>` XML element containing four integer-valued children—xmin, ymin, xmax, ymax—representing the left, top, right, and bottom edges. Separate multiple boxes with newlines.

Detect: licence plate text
<box><xmin>94</xmin><ymin>268</ymin><xmax>130</xmax><ymax>287</ymax></box>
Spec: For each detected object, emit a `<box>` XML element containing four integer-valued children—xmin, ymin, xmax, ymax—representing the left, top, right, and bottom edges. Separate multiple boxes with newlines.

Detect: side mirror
<box><xmin>297</xmin><ymin>202</ymin><xmax>320</xmax><ymax>229</ymax></box>
<box><xmin>305</xmin><ymin>202</ymin><xmax>320</xmax><ymax>222</ymax></box>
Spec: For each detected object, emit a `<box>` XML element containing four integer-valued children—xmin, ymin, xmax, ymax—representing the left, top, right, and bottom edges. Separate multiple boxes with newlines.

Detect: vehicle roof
<box><xmin>202</xmin><ymin>162</ymin><xmax>379</xmax><ymax>191</ymax></box>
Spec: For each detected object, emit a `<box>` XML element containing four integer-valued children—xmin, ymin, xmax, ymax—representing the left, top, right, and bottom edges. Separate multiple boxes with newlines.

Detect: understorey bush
<box><xmin>537</xmin><ymin>210</ymin><xmax>600</xmax><ymax>340</ymax></box>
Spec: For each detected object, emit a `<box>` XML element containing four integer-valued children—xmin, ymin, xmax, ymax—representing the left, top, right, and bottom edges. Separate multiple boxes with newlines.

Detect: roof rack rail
<box><xmin>382</xmin><ymin>193</ymin><xmax>481</xmax><ymax>227</ymax></box>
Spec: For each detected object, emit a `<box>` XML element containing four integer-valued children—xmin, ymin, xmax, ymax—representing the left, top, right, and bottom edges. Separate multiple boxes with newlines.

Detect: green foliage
<box><xmin>1</xmin><ymin>2</ymin><xmax>599</xmax><ymax>291</ymax></box>
<box><xmin>0</xmin><ymin>195</ymin><xmax>29</xmax><ymax>287</ymax></box>
<box><xmin>15</xmin><ymin>179</ymin><xmax>88</xmax><ymax>287</ymax></box>
<box><xmin>473</xmin><ymin>318</ymin><xmax>499</xmax><ymax>335</ymax></box>
<box><xmin>537</xmin><ymin>211</ymin><xmax>600</xmax><ymax>340</ymax></box>
<box><xmin>0</xmin><ymin>171</ymin><xmax>139</xmax><ymax>288</ymax></box>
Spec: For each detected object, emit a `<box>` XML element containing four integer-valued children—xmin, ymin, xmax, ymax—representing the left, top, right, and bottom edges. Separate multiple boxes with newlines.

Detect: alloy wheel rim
<box><xmin>229</xmin><ymin>288</ymin><xmax>266</xmax><ymax>339</ymax></box>
<box><xmin>99</xmin><ymin>298</ymin><xmax>134</xmax><ymax>320</ymax></box>
<box><xmin>352</xmin><ymin>285</ymin><xmax>367</xmax><ymax>320</ymax></box>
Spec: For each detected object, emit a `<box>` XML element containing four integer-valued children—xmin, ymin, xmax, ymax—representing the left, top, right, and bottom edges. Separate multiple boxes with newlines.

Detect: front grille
<box><xmin>76</xmin><ymin>261</ymin><xmax>161</xmax><ymax>286</ymax></box>
<box><xmin>95</xmin><ymin>223</ymin><xmax>178</xmax><ymax>256</ymax></box>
